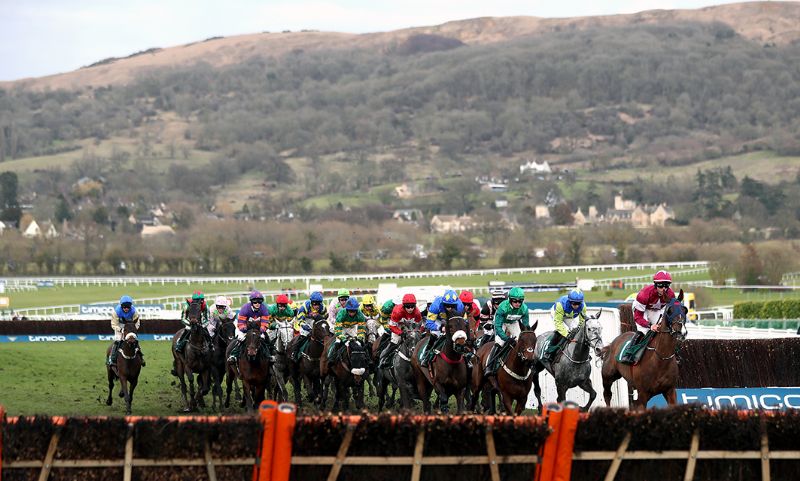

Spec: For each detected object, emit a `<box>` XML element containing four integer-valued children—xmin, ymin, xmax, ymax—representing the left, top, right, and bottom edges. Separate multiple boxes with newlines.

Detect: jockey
<box><xmin>378</xmin><ymin>293</ymin><xmax>423</xmax><ymax>368</ymax></box>
<box><xmin>621</xmin><ymin>270</ymin><xmax>676</xmax><ymax>363</ymax></box>
<box><xmin>459</xmin><ymin>290</ymin><xmax>480</xmax><ymax>336</ymax></box>
<box><xmin>361</xmin><ymin>294</ymin><xmax>382</xmax><ymax>334</ymax></box>
<box><xmin>228</xmin><ymin>290</ymin><xmax>274</xmax><ymax>363</ymax></box>
<box><xmin>420</xmin><ymin>290</ymin><xmax>464</xmax><ymax>367</ymax></box>
<box><xmin>208</xmin><ymin>295</ymin><xmax>236</xmax><ymax>338</ymax></box>
<box><xmin>484</xmin><ymin>287</ymin><xmax>530</xmax><ymax>377</ymax></box>
<box><xmin>327</xmin><ymin>288</ymin><xmax>351</xmax><ymax>330</ymax></box>
<box><xmin>380</xmin><ymin>298</ymin><xmax>395</xmax><ymax>326</ymax></box>
<box><xmin>291</xmin><ymin>291</ymin><xmax>328</xmax><ymax>362</ymax></box>
<box><xmin>328</xmin><ymin>297</ymin><xmax>367</xmax><ymax>367</ymax></box>
<box><xmin>174</xmin><ymin>291</ymin><xmax>211</xmax><ymax>355</ymax></box>
<box><xmin>478</xmin><ymin>291</ymin><xmax>505</xmax><ymax>347</ymax></box>
<box><xmin>540</xmin><ymin>289</ymin><xmax>588</xmax><ymax>364</ymax></box>
<box><xmin>269</xmin><ymin>294</ymin><xmax>295</xmax><ymax>346</ymax></box>
<box><xmin>108</xmin><ymin>295</ymin><xmax>144</xmax><ymax>366</ymax></box>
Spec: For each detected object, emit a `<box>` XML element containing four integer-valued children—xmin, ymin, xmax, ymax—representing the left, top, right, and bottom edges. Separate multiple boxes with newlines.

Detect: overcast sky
<box><xmin>0</xmin><ymin>0</ymin><xmax>786</xmax><ymax>81</ymax></box>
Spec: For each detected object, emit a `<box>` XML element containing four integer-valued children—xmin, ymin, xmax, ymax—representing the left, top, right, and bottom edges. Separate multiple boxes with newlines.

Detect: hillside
<box><xmin>3</xmin><ymin>2</ymin><xmax>800</xmax><ymax>90</ymax></box>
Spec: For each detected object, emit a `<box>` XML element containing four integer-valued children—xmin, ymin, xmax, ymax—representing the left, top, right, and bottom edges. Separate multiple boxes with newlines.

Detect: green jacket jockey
<box><xmin>483</xmin><ymin>287</ymin><xmax>530</xmax><ymax>377</ymax></box>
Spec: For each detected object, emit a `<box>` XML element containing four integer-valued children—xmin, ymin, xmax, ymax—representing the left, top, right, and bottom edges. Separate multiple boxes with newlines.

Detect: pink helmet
<box><xmin>653</xmin><ymin>270</ymin><xmax>672</xmax><ymax>283</ymax></box>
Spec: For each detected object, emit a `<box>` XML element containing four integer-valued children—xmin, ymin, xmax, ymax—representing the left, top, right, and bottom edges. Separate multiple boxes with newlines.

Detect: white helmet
<box><xmin>214</xmin><ymin>295</ymin><xmax>229</xmax><ymax>307</ymax></box>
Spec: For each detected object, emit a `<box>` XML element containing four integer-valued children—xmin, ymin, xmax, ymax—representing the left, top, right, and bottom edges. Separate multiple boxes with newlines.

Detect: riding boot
<box><xmin>327</xmin><ymin>341</ymin><xmax>341</xmax><ymax>368</ymax></box>
<box><xmin>541</xmin><ymin>332</ymin><xmax>564</xmax><ymax>364</ymax></box>
<box><xmin>107</xmin><ymin>341</ymin><xmax>121</xmax><ymax>366</ymax></box>
<box><xmin>420</xmin><ymin>335</ymin><xmax>437</xmax><ymax>367</ymax></box>
<box><xmin>621</xmin><ymin>331</ymin><xmax>643</xmax><ymax>364</ymax></box>
<box><xmin>293</xmin><ymin>334</ymin><xmax>309</xmax><ymax>362</ymax></box>
<box><xmin>175</xmin><ymin>330</ymin><xmax>189</xmax><ymax>354</ymax></box>
<box><xmin>378</xmin><ymin>342</ymin><xmax>398</xmax><ymax>369</ymax></box>
<box><xmin>484</xmin><ymin>343</ymin><xmax>502</xmax><ymax>377</ymax></box>
<box><xmin>227</xmin><ymin>339</ymin><xmax>242</xmax><ymax>363</ymax></box>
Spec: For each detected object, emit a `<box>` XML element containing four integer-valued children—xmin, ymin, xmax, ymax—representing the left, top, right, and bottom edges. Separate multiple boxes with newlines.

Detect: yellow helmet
<box><xmin>361</xmin><ymin>294</ymin><xmax>376</xmax><ymax>306</ymax></box>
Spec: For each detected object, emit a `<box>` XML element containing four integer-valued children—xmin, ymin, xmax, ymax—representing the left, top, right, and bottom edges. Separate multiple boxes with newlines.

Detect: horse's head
<box><xmin>219</xmin><ymin>321</ymin><xmax>236</xmax><ymax>345</ymax></box>
<box><xmin>400</xmin><ymin>322</ymin><xmax>421</xmax><ymax>351</ymax></box>
<box><xmin>661</xmin><ymin>289</ymin><xmax>687</xmax><ymax>342</ymax></box>
<box><xmin>244</xmin><ymin>320</ymin><xmax>263</xmax><ymax>359</ymax></box>
<box><xmin>516</xmin><ymin>329</ymin><xmax>538</xmax><ymax>363</ymax></box>
<box><xmin>444</xmin><ymin>316</ymin><xmax>469</xmax><ymax>353</ymax></box>
<box><xmin>122</xmin><ymin>323</ymin><xmax>138</xmax><ymax>347</ymax></box>
<box><xmin>312</xmin><ymin>320</ymin><xmax>330</xmax><ymax>342</ymax></box>
<box><xmin>185</xmin><ymin>301</ymin><xmax>203</xmax><ymax>329</ymax></box>
<box><xmin>346</xmin><ymin>339</ymin><xmax>369</xmax><ymax>381</ymax></box>
<box><xmin>585</xmin><ymin>316</ymin><xmax>605</xmax><ymax>357</ymax></box>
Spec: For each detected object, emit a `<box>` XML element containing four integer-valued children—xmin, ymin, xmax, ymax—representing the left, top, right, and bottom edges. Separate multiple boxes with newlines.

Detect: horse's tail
<box><xmin>618</xmin><ymin>303</ymin><xmax>636</xmax><ymax>333</ymax></box>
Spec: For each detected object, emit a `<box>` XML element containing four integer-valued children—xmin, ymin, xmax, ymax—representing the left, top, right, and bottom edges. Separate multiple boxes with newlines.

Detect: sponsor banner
<box><xmin>0</xmin><ymin>334</ymin><xmax>174</xmax><ymax>343</ymax></box>
<box><xmin>648</xmin><ymin>387</ymin><xmax>800</xmax><ymax>410</ymax></box>
<box><xmin>37</xmin><ymin>280</ymin><xmax>55</xmax><ymax>288</ymax></box>
<box><xmin>79</xmin><ymin>303</ymin><xmax>166</xmax><ymax>316</ymax></box>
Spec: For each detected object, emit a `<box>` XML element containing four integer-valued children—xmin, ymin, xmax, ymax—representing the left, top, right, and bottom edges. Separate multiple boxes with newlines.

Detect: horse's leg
<box><xmin>197</xmin><ymin>371</ymin><xmax>209</xmax><ymax>409</ymax></box>
<box><xmin>126</xmin><ymin>377</ymin><xmax>138</xmax><ymax>415</ymax></box>
<box><xmin>533</xmin><ymin>371</ymin><xmax>543</xmax><ymax>413</ymax></box>
<box><xmin>434</xmin><ymin>382</ymin><xmax>449</xmax><ymax>414</ymax></box>
<box><xmin>186</xmin><ymin>369</ymin><xmax>197</xmax><ymax>411</ymax></box>
<box><xmin>556</xmin><ymin>382</ymin><xmax>568</xmax><ymax>404</ymax></box>
<box><xmin>664</xmin><ymin>387</ymin><xmax>677</xmax><ymax>406</ymax></box>
<box><xmin>500</xmin><ymin>383</ymin><xmax>515</xmax><ymax>415</ymax></box>
<box><xmin>376</xmin><ymin>369</ymin><xmax>387</xmax><ymax>411</ymax></box>
<box><xmin>578</xmin><ymin>377</ymin><xmax>597</xmax><ymax>411</ymax></box>
<box><xmin>355</xmin><ymin>380</ymin><xmax>365</xmax><ymax>410</ymax></box>
<box><xmin>455</xmin><ymin>387</ymin><xmax>465</xmax><ymax>414</ymax></box>
<box><xmin>224</xmin><ymin>365</ymin><xmax>234</xmax><ymax>408</ymax></box>
<box><xmin>106</xmin><ymin>367</ymin><xmax>115</xmax><ymax>406</ymax></box>
<box><xmin>602</xmin><ymin>367</ymin><xmax>621</xmax><ymax>407</ymax></box>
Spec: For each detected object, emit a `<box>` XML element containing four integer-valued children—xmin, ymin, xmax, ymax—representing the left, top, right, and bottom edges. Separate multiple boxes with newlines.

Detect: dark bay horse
<box><xmin>171</xmin><ymin>302</ymin><xmax>214</xmax><ymax>412</ymax></box>
<box><xmin>106</xmin><ymin>323</ymin><xmax>143</xmax><ymax>414</ymax></box>
<box><xmin>411</xmin><ymin>316</ymin><xmax>471</xmax><ymax>413</ymax></box>
<box><xmin>320</xmin><ymin>336</ymin><xmax>370</xmax><ymax>411</ymax></box>
<box><xmin>601</xmin><ymin>291</ymin><xmax>687</xmax><ymax>409</ymax></box>
<box><xmin>532</xmin><ymin>312</ymin><xmax>604</xmax><ymax>411</ymax></box>
<box><xmin>375</xmin><ymin>321</ymin><xmax>420</xmax><ymax>410</ymax></box>
<box><xmin>288</xmin><ymin>318</ymin><xmax>331</xmax><ymax>406</ymax></box>
<box><xmin>210</xmin><ymin>320</ymin><xmax>237</xmax><ymax>410</ymax></box>
<box><xmin>226</xmin><ymin>320</ymin><xmax>272</xmax><ymax>412</ymax></box>
<box><xmin>470</xmin><ymin>323</ymin><xmax>538</xmax><ymax>415</ymax></box>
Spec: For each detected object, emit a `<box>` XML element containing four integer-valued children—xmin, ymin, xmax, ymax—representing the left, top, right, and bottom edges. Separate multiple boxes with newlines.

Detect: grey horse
<box><xmin>532</xmin><ymin>311</ymin><xmax>604</xmax><ymax>411</ymax></box>
<box><xmin>380</xmin><ymin>322</ymin><xmax>421</xmax><ymax>410</ymax></box>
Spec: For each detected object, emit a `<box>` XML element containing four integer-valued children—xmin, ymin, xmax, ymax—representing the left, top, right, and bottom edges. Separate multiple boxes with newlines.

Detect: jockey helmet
<box><xmin>310</xmin><ymin>291</ymin><xmax>324</xmax><ymax>303</ymax></box>
<box><xmin>508</xmin><ymin>287</ymin><xmax>525</xmax><ymax>302</ymax></box>
<box><xmin>249</xmin><ymin>290</ymin><xmax>264</xmax><ymax>303</ymax></box>
<box><xmin>214</xmin><ymin>295</ymin><xmax>229</xmax><ymax>307</ymax></box>
<box><xmin>459</xmin><ymin>290</ymin><xmax>474</xmax><ymax>304</ymax></box>
<box><xmin>119</xmin><ymin>295</ymin><xmax>133</xmax><ymax>308</ymax></box>
<box><xmin>337</xmin><ymin>288</ymin><xmax>350</xmax><ymax>299</ymax></box>
<box><xmin>442</xmin><ymin>290</ymin><xmax>459</xmax><ymax>306</ymax></box>
<box><xmin>567</xmin><ymin>289</ymin><xmax>584</xmax><ymax>303</ymax></box>
<box><xmin>402</xmin><ymin>293</ymin><xmax>417</xmax><ymax>304</ymax></box>
<box><xmin>191</xmin><ymin>290</ymin><xmax>204</xmax><ymax>301</ymax></box>
<box><xmin>276</xmin><ymin>294</ymin><xmax>290</xmax><ymax>305</ymax></box>
<box><xmin>362</xmin><ymin>294</ymin><xmax>376</xmax><ymax>307</ymax></box>
<box><xmin>653</xmin><ymin>271</ymin><xmax>672</xmax><ymax>283</ymax></box>
<box><xmin>345</xmin><ymin>296</ymin><xmax>360</xmax><ymax>311</ymax></box>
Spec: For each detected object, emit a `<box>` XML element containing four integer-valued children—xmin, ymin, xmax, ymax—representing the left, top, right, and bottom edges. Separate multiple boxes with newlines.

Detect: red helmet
<box><xmin>402</xmin><ymin>293</ymin><xmax>417</xmax><ymax>304</ymax></box>
<box><xmin>653</xmin><ymin>271</ymin><xmax>672</xmax><ymax>283</ymax></box>
<box><xmin>459</xmin><ymin>290</ymin><xmax>474</xmax><ymax>304</ymax></box>
<box><xmin>276</xmin><ymin>294</ymin><xmax>290</xmax><ymax>304</ymax></box>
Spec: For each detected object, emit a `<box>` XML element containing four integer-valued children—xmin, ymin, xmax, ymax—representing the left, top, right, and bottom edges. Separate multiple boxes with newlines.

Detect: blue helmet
<box><xmin>119</xmin><ymin>295</ymin><xmax>133</xmax><ymax>307</ymax></box>
<box><xmin>345</xmin><ymin>296</ymin><xmax>360</xmax><ymax>311</ymax></box>
<box><xmin>442</xmin><ymin>290</ymin><xmax>459</xmax><ymax>305</ymax></box>
<box><xmin>310</xmin><ymin>291</ymin><xmax>323</xmax><ymax>303</ymax></box>
<box><xmin>567</xmin><ymin>289</ymin><xmax>584</xmax><ymax>303</ymax></box>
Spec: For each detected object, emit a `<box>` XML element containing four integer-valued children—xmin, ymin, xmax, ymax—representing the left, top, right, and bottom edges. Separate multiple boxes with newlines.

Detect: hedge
<box><xmin>733</xmin><ymin>299</ymin><xmax>800</xmax><ymax>319</ymax></box>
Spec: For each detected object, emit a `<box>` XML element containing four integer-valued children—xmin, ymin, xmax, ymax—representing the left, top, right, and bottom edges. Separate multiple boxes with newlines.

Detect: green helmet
<box><xmin>337</xmin><ymin>288</ymin><xmax>350</xmax><ymax>298</ymax></box>
<box><xmin>381</xmin><ymin>299</ymin><xmax>395</xmax><ymax>315</ymax></box>
<box><xmin>508</xmin><ymin>287</ymin><xmax>525</xmax><ymax>301</ymax></box>
<box><xmin>191</xmin><ymin>290</ymin><xmax>205</xmax><ymax>301</ymax></box>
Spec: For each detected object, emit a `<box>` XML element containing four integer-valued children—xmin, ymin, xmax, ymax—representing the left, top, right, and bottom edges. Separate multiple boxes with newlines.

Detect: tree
<box><xmin>92</xmin><ymin>206</ymin><xmax>109</xmax><ymax>225</ymax></box>
<box><xmin>736</xmin><ymin>244</ymin><xmax>763</xmax><ymax>286</ymax></box>
<box><xmin>0</xmin><ymin>171</ymin><xmax>21</xmax><ymax>225</ymax></box>
<box><xmin>567</xmin><ymin>232</ymin><xmax>584</xmax><ymax>265</ymax></box>
<box><xmin>552</xmin><ymin>203</ymin><xmax>574</xmax><ymax>226</ymax></box>
<box><xmin>55</xmin><ymin>195</ymin><xmax>73</xmax><ymax>223</ymax></box>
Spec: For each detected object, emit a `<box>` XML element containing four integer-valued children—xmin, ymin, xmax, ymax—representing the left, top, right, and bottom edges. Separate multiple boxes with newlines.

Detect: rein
<box><xmin>438</xmin><ymin>350</ymin><xmax>464</xmax><ymax>364</ymax></box>
<box><xmin>119</xmin><ymin>346</ymin><xmax>140</xmax><ymax>360</ymax></box>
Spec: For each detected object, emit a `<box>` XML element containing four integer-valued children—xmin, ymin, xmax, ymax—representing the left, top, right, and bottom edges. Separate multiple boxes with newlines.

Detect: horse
<box><xmin>226</xmin><ymin>320</ymin><xmax>272</xmax><ymax>412</ymax></box>
<box><xmin>320</xmin><ymin>335</ymin><xmax>370</xmax><ymax>411</ymax></box>
<box><xmin>288</xmin><ymin>318</ymin><xmax>331</xmax><ymax>407</ymax></box>
<box><xmin>210</xmin><ymin>320</ymin><xmax>237</xmax><ymax>410</ymax></box>
<box><xmin>374</xmin><ymin>321</ymin><xmax>416</xmax><ymax>410</ymax></box>
<box><xmin>532</xmin><ymin>312</ymin><xmax>605</xmax><ymax>411</ymax></box>
<box><xmin>269</xmin><ymin>319</ymin><xmax>294</xmax><ymax>402</ymax></box>
<box><xmin>411</xmin><ymin>316</ymin><xmax>471</xmax><ymax>414</ymax></box>
<box><xmin>171</xmin><ymin>302</ymin><xmax>214</xmax><ymax>412</ymax></box>
<box><xmin>364</xmin><ymin>316</ymin><xmax>384</xmax><ymax>399</ymax></box>
<box><xmin>384</xmin><ymin>321</ymin><xmax>422</xmax><ymax>410</ymax></box>
<box><xmin>601</xmin><ymin>291</ymin><xmax>687</xmax><ymax>410</ymax></box>
<box><xmin>470</xmin><ymin>322</ymin><xmax>538</xmax><ymax>415</ymax></box>
<box><xmin>106</xmin><ymin>322</ymin><xmax>143</xmax><ymax>414</ymax></box>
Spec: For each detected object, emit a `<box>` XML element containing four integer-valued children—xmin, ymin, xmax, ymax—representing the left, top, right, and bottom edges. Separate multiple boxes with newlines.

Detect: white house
<box><xmin>141</xmin><ymin>225</ymin><xmax>176</xmax><ymax>238</ymax></box>
<box><xmin>519</xmin><ymin>160</ymin><xmax>552</xmax><ymax>175</ymax></box>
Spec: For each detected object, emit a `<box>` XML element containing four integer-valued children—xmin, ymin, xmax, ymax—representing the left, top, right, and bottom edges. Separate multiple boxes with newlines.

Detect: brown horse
<box><xmin>171</xmin><ymin>302</ymin><xmax>214</xmax><ymax>412</ymax></box>
<box><xmin>411</xmin><ymin>316</ymin><xmax>471</xmax><ymax>414</ymax></box>
<box><xmin>106</xmin><ymin>323</ymin><xmax>143</xmax><ymax>414</ymax></box>
<box><xmin>288</xmin><ymin>318</ymin><xmax>331</xmax><ymax>406</ymax></box>
<box><xmin>601</xmin><ymin>291</ymin><xmax>687</xmax><ymax>410</ymax></box>
<box><xmin>320</xmin><ymin>335</ymin><xmax>370</xmax><ymax>411</ymax></box>
<box><xmin>470</xmin><ymin>323</ymin><xmax>538</xmax><ymax>415</ymax></box>
<box><xmin>226</xmin><ymin>320</ymin><xmax>272</xmax><ymax>412</ymax></box>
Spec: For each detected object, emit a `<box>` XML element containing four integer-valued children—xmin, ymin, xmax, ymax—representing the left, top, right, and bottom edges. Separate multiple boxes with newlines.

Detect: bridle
<box><xmin>647</xmin><ymin>303</ymin><xmax>687</xmax><ymax>360</ymax></box>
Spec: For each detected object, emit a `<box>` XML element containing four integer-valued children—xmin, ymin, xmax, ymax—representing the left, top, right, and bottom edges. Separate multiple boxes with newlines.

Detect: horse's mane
<box><xmin>618</xmin><ymin>304</ymin><xmax>635</xmax><ymax>333</ymax></box>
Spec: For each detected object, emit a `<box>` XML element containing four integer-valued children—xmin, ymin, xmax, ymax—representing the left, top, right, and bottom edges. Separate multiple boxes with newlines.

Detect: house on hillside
<box><xmin>519</xmin><ymin>160</ymin><xmax>552</xmax><ymax>175</ymax></box>
<box><xmin>430</xmin><ymin>215</ymin><xmax>475</xmax><ymax>233</ymax></box>
<box><xmin>394</xmin><ymin>183</ymin><xmax>413</xmax><ymax>199</ymax></box>
<box><xmin>141</xmin><ymin>225</ymin><xmax>176</xmax><ymax>238</ymax></box>
<box><xmin>21</xmin><ymin>219</ymin><xmax>58</xmax><ymax>239</ymax></box>
<box><xmin>603</xmin><ymin>193</ymin><xmax>674</xmax><ymax>227</ymax></box>
<box><xmin>392</xmin><ymin>208</ymin><xmax>424</xmax><ymax>224</ymax></box>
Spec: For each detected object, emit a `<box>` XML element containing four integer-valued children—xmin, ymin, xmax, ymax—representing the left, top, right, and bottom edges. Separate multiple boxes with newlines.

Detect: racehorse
<box><xmin>411</xmin><ymin>316</ymin><xmax>471</xmax><ymax>414</ymax></box>
<box><xmin>320</xmin><ymin>336</ymin><xmax>370</xmax><ymax>411</ymax></box>
<box><xmin>601</xmin><ymin>291</ymin><xmax>687</xmax><ymax>410</ymax></box>
<box><xmin>470</xmin><ymin>323</ymin><xmax>538</xmax><ymax>415</ymax></box>
<box><xmin>374</xmin><ymin>321</ymin><xmax>418</xmax><ymax>410</ymax></box>
<box><xmin>171</xmin><ymin>301</ymin><xmax>214</xmax><ymax>412</ymax></box>
<box><xmin>210</xmin><ymin>320</ymin><xmax>237</xmax><ymax>410</ymax></box>
<box><xmin>226</xmin><ymin>320</ymin><xmax>272</xmax><ymax>412</ymax></box>
<box><xmin>532</xmin><ymin>312</ymin><xmax>604</xmax><ymax>411</ymax></box>
<box><xmin>269</xmin><ymin>319</ymin><xmax>294</xmax><ymax>402</ymax></box>
<box><xmin>288</xmin><ymin>318</ymin><xmax>331</xmax><ymax>406</ymax></box>
<box><xmin>106</xmin><ymin>322</ymin><xmax>143</xmax><ymax>414</ymax></box>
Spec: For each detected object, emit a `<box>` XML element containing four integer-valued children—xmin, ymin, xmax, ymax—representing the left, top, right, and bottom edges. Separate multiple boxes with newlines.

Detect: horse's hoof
<box><xmin>118</xmin><ymin>391</ymin><xmax>125</xmax><ymax>398</ymax></box>
<box><xmin>106</xmin><ymin>399</ymin><xmax>112</xmax><ymax>406</ymax></box>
